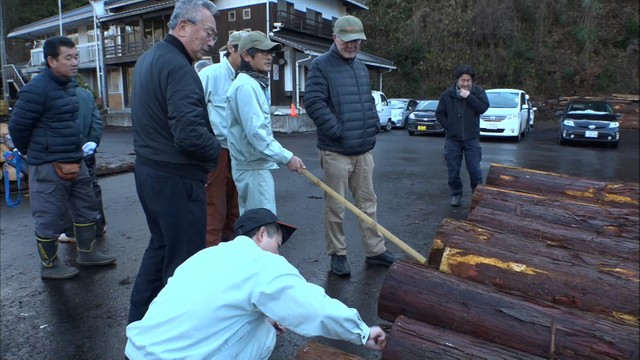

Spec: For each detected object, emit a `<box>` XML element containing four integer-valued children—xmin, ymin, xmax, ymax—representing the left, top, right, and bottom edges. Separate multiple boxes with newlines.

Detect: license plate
<box><xmin>486</xmin><ymin>123</ymin><xmax>498</xmax><ymax>130</ymax></box>
<box><xmin>418</xmin><ymin>126</ymin><xmax>426</xmax><ymax>131</ymax></box>
<box><xmin>585</xmin><ymin>131</ymin><xmax>598</xmax><ymax>138</ymax></box>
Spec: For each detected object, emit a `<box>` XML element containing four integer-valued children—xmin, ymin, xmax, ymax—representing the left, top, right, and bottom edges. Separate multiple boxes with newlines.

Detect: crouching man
<box><xmin>125</xmin><ymin>208</ymin><xmax>386</xmax><ymax>359</ymax></box>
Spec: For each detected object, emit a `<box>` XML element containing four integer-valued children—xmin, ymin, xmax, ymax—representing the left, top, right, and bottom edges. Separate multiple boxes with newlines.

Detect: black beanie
<box><xmin>455</xmin><ymin>65</ymin><xmax>475</xmax><ymax>79</ymax></box>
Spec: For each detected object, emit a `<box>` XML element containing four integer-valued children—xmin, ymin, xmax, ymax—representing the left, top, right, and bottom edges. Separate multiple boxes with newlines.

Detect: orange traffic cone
<box><xmin>290</xmin><ymin>103</ymin><xmax>298</xmax><ymax>117</ymax></box>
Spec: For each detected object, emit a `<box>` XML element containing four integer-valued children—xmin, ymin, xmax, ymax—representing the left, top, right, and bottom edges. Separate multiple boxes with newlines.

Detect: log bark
<box><xmin>383</xmin><ymin>315</ymin><xmax>545</xmax><ymax>360</ymax></box>
<box><xmin>484</xmin><ymin>163</ymin><xmax>639</xmax><ymax>209</ymax></box>
<box><xmin>295</xmin><ymin>342</ymin><xmax>363</xmax><ymax>360</ymax></box>
<box><xmin>429</xmin><ymin>218</ymin><xmax>639</xmax><ymax>325</ymax></box>
<box><xmin>469</xmin><ymin>185</ymin><xmax>639</xmax><ymax>243</ymax></box>
<box><xmin>468</xmin><ymin>205</ymin><xmax>639</xmax><ymax>262</ymax></box>
<box><xmin>378</xmin><ymin>260</ymin><xmax>639</xmax><ymax>359</ymax></box>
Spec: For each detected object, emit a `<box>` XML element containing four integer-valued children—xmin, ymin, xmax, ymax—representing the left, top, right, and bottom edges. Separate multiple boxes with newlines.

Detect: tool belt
<box><xmin>53</xmin><ymin>161</ymin><xmax>81</xmax><ymax>180</ymax></box>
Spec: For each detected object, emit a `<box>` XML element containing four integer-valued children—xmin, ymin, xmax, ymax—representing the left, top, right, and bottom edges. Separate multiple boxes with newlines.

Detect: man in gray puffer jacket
<box><xmin>304</xmin><ymin>15</ymin><xmax>394</xmax><ymax>277</ymax></box>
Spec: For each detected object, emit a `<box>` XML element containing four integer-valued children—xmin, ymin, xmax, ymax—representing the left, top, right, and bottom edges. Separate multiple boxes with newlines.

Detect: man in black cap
<box><xmin>435</xmin><ymin>64</ymin><xmax>490</xmax><ymax>207</ymax></box>
<box><xmin>125</xmin><ymin>208</ymin><xmax>387</xmax><ymax>359</ymax></box>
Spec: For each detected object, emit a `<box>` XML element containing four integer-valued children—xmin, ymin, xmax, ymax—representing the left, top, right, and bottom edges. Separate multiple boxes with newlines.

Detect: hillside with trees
<box><xmin>3</xmin><ymin>0</ymin><xmax>638</xmax><ymax>102</ymax></box>
<box><xmin>357</xmin><ymin>0</ymin><xmax>639</xmax><ymax>100</ymax></box>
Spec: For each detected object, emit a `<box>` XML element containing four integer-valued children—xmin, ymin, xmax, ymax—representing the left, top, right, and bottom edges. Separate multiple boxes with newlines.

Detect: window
<box><xmin>242</xmin><ymin>9</ymin><xmax>251</xmax><ymax>20</ymax></box>
<box><xmin>228</xmin><ymin>10</ymin><xmax>236</xmax><ymax>22</ymax></box>
<box><xmin>108</xmin><ymin>68</ymin><xmax>120</xmax><ymax>93</ymax></box>
<box><xmin>87</xmin><ymin>24</ymin><xmax>96</xmax><ymax>43</ymax></box>
<box><xmin>66</xmin><ymin>28</ymin><xmax>79</xmax><ymax>45</ymax></box>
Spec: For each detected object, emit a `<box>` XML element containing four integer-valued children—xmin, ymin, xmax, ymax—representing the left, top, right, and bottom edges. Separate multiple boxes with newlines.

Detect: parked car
<box><xmin>557</xmin><ymin>99</ymin><xmax>621</xmax><ymax>148</ymax></box>
<box><xmin>372</xmin><ymin>90</ymin><xmax>393</xmax><ymax>132</ymax></box>
<box><xmin>406</xmin><ymin>100</ymin><xmax>442</xmax><ymax>136</ymax></box>
<box><xmin>389</xmin><ymin>98</ymin><xmax>418</xmax><ymax>128</ymax></box>
<box><xmin>480</xmin><ymin>88</ymin><xmax>532</xmax><ymax>141</ymax></box>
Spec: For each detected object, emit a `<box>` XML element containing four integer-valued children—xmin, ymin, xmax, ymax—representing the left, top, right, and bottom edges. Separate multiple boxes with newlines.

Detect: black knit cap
<box><xmin>455</xmin><ymin>64</ymin><xmax>475</xmax><ymax>79</ymax></box>
<box><xmin>234</xmin><ymin>208</ymin><xmax>297</xmax><ymax>245</ymax></box>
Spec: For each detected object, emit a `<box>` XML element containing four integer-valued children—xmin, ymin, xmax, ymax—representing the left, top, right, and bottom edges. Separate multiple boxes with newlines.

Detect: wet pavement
<box><xmin>1</xmin><ymin>123</ymin><xmax>639</xmax><ymax>359</ymax></box>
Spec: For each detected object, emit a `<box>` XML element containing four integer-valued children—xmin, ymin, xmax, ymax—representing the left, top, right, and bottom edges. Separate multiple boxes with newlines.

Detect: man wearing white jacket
<box><xmin>226</xmin><ymin>31</ymin><xmax>305</xmax><ymax>215</ymax></box>
<box><xmin>198</xmin><ymin>30</ymin><xmax>248</xmax><ymax>246</ymax></box>
<box><xmin>125</xmin><ymin>208</ymin><xmax>387</xmax><ymax>359</ymax></box>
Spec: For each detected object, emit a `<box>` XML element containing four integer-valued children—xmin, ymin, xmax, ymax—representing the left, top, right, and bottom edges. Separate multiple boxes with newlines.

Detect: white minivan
<box><xmin>372</xmin><ymin>90</ymin><xmax>393</xmax><ymax>132</ymax></box>
<box><xmin>480</xmin><ymin>88</ymin><xmax>533</xmax><ymax>142</ymax></box>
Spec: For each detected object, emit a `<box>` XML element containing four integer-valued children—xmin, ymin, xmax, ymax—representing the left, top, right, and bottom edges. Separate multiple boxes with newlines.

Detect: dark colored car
<box><xmin>406</xmin><ymin>100</ymin><xmax>442</xmax><ymax>136</ymax></box>
<box><xmin>557</xmin><ymin>100</ymin><xmax>622</xmax><ymax>148</ymax></box>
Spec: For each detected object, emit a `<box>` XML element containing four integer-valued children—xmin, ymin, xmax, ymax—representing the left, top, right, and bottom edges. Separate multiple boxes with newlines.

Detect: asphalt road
<box><xmin>1</xmin><ymin>125</ymin><xmax>638</xmax><ymax>359</ymax></box>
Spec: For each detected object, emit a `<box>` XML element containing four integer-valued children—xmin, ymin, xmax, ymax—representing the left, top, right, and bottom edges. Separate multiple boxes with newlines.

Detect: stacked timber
<box><xmin>295</xmin><ymin>342</ymin><xmax>364</xmax><ymax>360</ymax></box>
<box><xmin>378</xmin><ymin>163</ymin><xmax>640</xmax><ymax>359</ymax></box>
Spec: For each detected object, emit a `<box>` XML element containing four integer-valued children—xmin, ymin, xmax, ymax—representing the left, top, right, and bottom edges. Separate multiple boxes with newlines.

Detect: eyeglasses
<box><xmin>258</xmin><ymin>50</ymin><xmax>276</xmax><ymax>57</ymax></box>
<box><xmin>187</xmin><ymin>20</ymin><xmax>218</xmax><ymax>43</ymax></box>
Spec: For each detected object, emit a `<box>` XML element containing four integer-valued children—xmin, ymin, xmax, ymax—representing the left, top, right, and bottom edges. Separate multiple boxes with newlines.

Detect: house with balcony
<box><xmin>6</xmin><ymin>0</ymin><xmax>395</xmax><ymax>120</ymax></box>
<box><xmin>5</xmin><ymin>5</ymin><xmax>102</xmax><ymax>102</ymax></box>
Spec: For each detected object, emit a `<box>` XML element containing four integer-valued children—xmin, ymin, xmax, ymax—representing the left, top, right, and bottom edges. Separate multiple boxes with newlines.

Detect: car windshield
<box><xmin>567</xmin><ymin>102</ymin><xmax>613</xmax><ymax>114</ymax></box>
<box><xmin>415</xmin><ymin>100</ymin><xmax>438</xmax><ymax>111</ymax></box>
<box><xmin>389</xmin><ymin>100</ymin><xmax>408</xmax><ymax>109</ymax></box>
<box><xmin>487</xmin><ymin>92</ymin><xmax>519</xmax><ymax>108</ymax></box>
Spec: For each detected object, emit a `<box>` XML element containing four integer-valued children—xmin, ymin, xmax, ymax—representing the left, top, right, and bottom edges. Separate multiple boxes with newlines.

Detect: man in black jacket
<box><xmin>9</xmin><ymin>36</ymin><xmax>115</xmax><ymax>280</ymax></box>
<box><xmin>304</xmin><ymin>15</ymin><xmax>395</xmax><ymax>277</ymax></box>
<box><xmin>435</xmin><ymin>65</ymin><xmax>490</xmax><ymax>207</ymax></box>
<box><xmin>128</xmin><ymin>0</ymin><xmax>221</xmax><ymax>323</ymax></box>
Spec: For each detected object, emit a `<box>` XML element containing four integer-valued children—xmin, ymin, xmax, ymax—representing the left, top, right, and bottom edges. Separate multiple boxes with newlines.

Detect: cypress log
<box><xmin>469</xmin><ymin>185</ymin><xmax>639</xmax><ymax>243</ymax></box>
<box><xmin>468</xmin><ymin>206</ymin><xmax>639</xmax><ymax>262</ymax></box>
<box><xmin>484</xmin><ymin>163</ymin><xmax>639</xmax><ymax>209</ymax></box>
<box><xmin>383</xmin><ymin>315</ymin><xmax>545</xmax><ymax>360</ymax></box>
<box><xmin>295</xmin><ymin>342</ymin><xmax>363</xmax><ymax>360</ymax></box>
<box><xmin>378</xmin><ymin>260</ymin><xmax>639</xmax><ymax>359</ymax></box>
<box><xmin>429</xmin><ymin>218</ymin><xmax>639</xmax><ymax>325</ymax></box>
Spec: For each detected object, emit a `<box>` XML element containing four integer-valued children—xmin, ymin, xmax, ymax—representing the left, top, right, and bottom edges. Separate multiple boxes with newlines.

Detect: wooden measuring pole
<box><xmin>302</xmin><ymin>170</ymin><xmax>426</xmax><ymax>264</ymax></box>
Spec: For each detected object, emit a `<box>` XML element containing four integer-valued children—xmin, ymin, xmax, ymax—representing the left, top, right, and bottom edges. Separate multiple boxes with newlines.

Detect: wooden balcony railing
<box><xmin>103</xmin><ymin>32</ymin><xmax>151</xmax><ymax>61</ymax></box>
<box><xmin>275</xmin><ymin>10</ymin><xmax>333</xmax><ymax>38</ymax></box>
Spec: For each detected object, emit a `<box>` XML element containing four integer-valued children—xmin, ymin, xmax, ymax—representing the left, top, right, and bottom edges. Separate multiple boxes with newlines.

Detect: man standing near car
<box><xmin>435</xmin><ymin>64</ymin><xmax>489</xmax><ymax>207</ymax></box>
<box><xmin>304</xmin><ymin>15</ymin><xmax>395</xmax><ymax>277</ymax></box>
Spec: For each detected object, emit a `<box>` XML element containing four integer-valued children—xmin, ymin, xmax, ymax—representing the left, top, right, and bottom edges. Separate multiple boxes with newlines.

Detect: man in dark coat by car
<box><xmin>435</xmin><ymin>65</ymin><xmax>490</xmax><ymax>207</ymax></box>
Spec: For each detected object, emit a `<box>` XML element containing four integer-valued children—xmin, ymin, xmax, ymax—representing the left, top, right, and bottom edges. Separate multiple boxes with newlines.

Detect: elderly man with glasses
<box><xmin>127</xmin><ymin>0</ymin><xmax>221</xmax><ymax>324</ymax></box>
<box><xmin>304</xmin><ymin>15</ymin><xmax>395</xmax><ymax>277</ymax></box>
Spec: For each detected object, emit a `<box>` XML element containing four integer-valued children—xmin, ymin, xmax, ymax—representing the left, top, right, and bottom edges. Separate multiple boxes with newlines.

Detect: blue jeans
<box><xmin>444</xmin><ymin>138</ymin><xmax>483</xmax><ymax>196</ymax></box>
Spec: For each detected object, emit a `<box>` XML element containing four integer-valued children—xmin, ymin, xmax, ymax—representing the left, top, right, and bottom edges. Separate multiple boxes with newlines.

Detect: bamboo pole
<box><xmin>303</xmin><ymin>169</ymin><xmax>426</xmax><ymax>264</ymax></box>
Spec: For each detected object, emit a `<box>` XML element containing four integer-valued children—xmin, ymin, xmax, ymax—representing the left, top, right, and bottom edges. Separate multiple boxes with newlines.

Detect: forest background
<box><xmin>3</xmin><ymin>0</ymin><xmax>639</xmax><ymax>101</ymax></box>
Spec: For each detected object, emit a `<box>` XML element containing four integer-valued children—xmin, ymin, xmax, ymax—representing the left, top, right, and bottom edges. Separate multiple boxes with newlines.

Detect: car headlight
<box><xmin>409</xmin><ymin>113</ymin><xmax>416</xmax><ymax>119</ymax></box>
<box><xmin>609</xmin><ymin>122</ymin><xmax>619</xmax><ymax>128</ymax></box>
<box><xmin>505</xmin><ymin>114</ymin><xmax>518</xmax><ymax>122</ymax></box>
<box><xmin>563</xmin><ymin>119</ymin><xmax>575</xmax><ymax>126</ymax></box>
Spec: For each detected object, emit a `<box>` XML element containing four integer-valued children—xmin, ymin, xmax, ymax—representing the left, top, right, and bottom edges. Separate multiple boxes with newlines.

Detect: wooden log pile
<box><xmin>378</xmin><ymin>163</ymin><xmax>640</xmax><ymax>359</ymax></box>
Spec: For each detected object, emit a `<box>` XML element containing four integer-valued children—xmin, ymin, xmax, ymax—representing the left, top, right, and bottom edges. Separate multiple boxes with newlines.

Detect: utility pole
<box><xmin>0</xmin><ymin>0</ymin><xmax>9</xmax><ymax>100</ymax></box>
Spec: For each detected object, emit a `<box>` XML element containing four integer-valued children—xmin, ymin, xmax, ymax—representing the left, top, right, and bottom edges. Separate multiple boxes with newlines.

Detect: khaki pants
<box><xmin>319</xmin><ymin>150</ymin><xmax>386</xmax><ymax>257</ymax></box>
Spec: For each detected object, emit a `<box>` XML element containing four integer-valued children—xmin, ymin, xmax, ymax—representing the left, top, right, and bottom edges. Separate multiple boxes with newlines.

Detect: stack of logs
<box><xmin>0</xmin><ymin>122</ymin><xmax>27</xmax><ymax>194</ymax></box>
<box><xmin>378</xmin><ymin>163</ymin><xmax>639</xmax><ymax>359</ymax></box>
